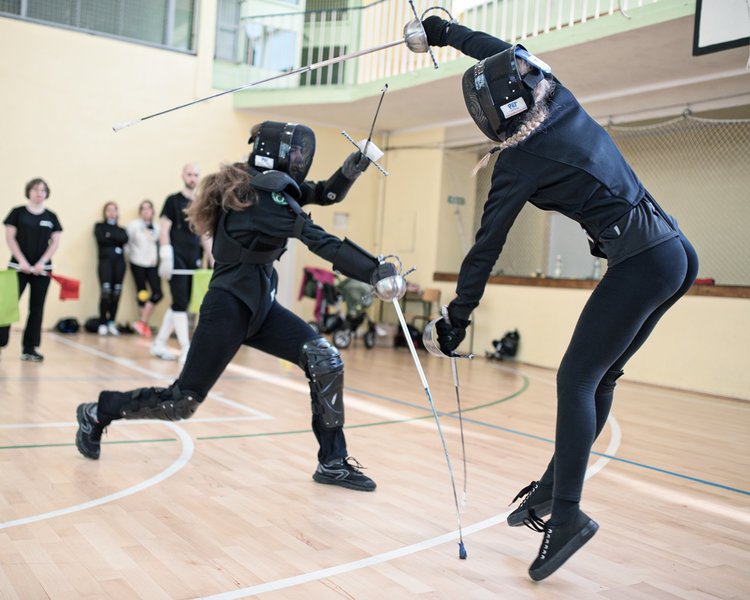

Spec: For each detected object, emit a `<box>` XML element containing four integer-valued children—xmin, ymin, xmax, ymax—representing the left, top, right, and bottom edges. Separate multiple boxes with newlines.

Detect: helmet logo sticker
<box><xmin>500</xmin><ymin>97</ymin><xmax>528</xmax><ymax>119</ymax></box>
<box><xmin>272</xmin><ymin>191</ymin><xmax>288</xmax><ymax>206</ymax></box>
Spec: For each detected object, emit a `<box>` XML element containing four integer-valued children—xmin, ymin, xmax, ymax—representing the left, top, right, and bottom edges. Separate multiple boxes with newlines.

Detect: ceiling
<box><xmin>239</xmin><ymin>16</ymin><xmax>750</xmax><ymax>143</ymax></box>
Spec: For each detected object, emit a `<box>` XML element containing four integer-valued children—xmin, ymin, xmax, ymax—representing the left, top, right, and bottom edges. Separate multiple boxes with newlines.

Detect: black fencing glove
<box><xmin>369</xmin><ymin>262</ymin><xmax>397</xmax><ymax>287</ymax></box>
<box><xmin>435</xmin><ymin>310</ymin><xmax>470</xmax><ymax>355</ymax></box>
<box><xmin>422</xmin><ymin>16</ymin><xmax>451</xmax><ymax>47</ymax></box>
<box><xmin>341</xmin><ymin>151</ymin><xmax>370</xmax><ymax>180</ymax></box>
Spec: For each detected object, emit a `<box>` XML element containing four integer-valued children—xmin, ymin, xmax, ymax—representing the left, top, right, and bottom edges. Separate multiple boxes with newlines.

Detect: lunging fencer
<box><xmin>420</xmin><ymin>18</ymin><xmax>699</xmax><ymax>579</ymax></box>
<box><xmin>75</xmin><ymin>121</ymin><xmax>393</xmax><ymax>491</ymax></box>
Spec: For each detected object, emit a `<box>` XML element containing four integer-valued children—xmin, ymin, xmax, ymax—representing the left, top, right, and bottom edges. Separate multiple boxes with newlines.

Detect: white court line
<box><xmin>48</xmin><ymin>335</ymin><xmax>621</xmax><ymax>597</ymax></box>
<box><xmin>50</xmin><ymin>334</ymin><xmax>272</xmax><ymax>419</ymax></box>
<box><xmin>0</xmin><ymin>422</ymin><xmax>194</xmax><ymax>530</ymax></box>
<box><xmin>200</xmin><ymin>368</ymin><xmax>622</xmax><ymax>599</ymax></box>
<box><xmin>223</xmin><ymin>362</ymin><xmax>499</xmax><ymax>441</ymax></box>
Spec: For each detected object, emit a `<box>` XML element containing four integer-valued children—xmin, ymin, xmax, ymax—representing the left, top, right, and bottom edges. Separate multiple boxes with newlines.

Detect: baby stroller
<box><xmin>335</xmin><ymin>277</ymin><xmax>376</xmax><ymax>349</ymax></box>
<box><xmin>299</xmin><ymin>266</ymin><xmax>376</xmax><ymax>349</ymax></box>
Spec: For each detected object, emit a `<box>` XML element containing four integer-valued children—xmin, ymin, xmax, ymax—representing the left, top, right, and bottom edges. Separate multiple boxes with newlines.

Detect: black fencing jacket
<box><xmin>210</xmin><ymin>168</ymin><xmax>375</xmax><ymax>336</ymax></box>
<box><xmin>446</xmin><ymin>24</ymin><xmax>679</xmax><ymax>322</ymax></box>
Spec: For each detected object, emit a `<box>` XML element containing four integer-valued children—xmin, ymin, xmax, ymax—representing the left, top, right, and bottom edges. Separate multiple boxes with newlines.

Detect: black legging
<box><xmin>98</xmin><ymin>256</ymin><xmax>126</xmax><ymax>322</ymax></box>
<box><xmin>542</xmin><ymin>234</ymin><xmax>698</xmax><ymax>504</ymax></box>
<box><xmin>130</xmin><ymin>264</ymin><xmax>162</xmax><ymax>306</ymax></box>
<box><xmin>169</xmin><ymin>249</ymin><xmax>200</xmax><ymax>311</ymax></box>
<box><xmin>100</xmin><ymin>288</ymin><xmax>348</xmax><ymax>463</ymax></box>
<box><xmin>0</xmin><ymin>272</ymin><xmax>51</xmax><ymax>352</ymax></box>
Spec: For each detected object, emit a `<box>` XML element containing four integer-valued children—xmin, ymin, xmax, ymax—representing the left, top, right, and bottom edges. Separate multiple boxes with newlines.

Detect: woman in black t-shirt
<box><xmin>2</xmin><ymin>178</ymin><xmax>62</xmax><ymax>361</ymax></box>
<box><xmin>94</xmin><ymin>202</ymin><xmax>128</xmax><ymax>336</ymax></box>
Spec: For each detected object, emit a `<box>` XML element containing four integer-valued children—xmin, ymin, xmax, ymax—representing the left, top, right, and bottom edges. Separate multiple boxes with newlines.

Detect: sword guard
<box><xmin>341</xmin><ymin>130</ymin><xmax>389</xmax><ymax>176</ymax></box>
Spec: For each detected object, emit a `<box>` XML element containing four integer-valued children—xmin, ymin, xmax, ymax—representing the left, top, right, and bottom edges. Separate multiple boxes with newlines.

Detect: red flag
<box><xmin>51</xmin><ymin>274</ymin><xmax>80</xmax><ymax>300</ymax></box>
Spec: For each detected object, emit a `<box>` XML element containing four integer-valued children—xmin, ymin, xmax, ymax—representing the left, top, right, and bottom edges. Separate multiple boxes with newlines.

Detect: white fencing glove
<box><xmin>158</xmin><ymin>245</ymin><xmax>174</xmax><ymax>281</ymax></box>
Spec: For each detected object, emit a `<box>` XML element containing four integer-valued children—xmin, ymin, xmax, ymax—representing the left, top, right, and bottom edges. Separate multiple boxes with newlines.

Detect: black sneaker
<box><xmin>21</xmin><ymin>350</ymin><xmax>44</xmax><ymax>362</ymax></box>
<box><xmin>528</xmin><ymin>510</ymin><xmax>599</xmax><ymax>581</ymax></box>
<box><xmin>507</xmin><ymin>481</ymin><xmax>553</xmax><ymax>526</ymax></box>
<box><xmin>75</xmin><ymin>403</ymin><xmax>105</xmax><ymax>460</ymax></box>
<box><xmin>312</xmin><ymin>457</ymin><xmax>377</xmax><ymax>491</ymax></box>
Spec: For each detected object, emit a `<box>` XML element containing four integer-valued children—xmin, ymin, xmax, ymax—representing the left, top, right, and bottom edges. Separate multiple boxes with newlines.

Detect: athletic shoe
<box><xmin>507</xmin><ymin>481</ymin><xmax>553</xmax><ymax>527</ymax></box>
<box><xmin>312</xmin><ymin>457</ymin><xmax>377</xmax><ymax>491</ymax></box>
<box><xmin>75</xmin><ymin>402</ymin><xmax>105</xmax><ymax>460</ymax></box>
<box><xmin>107</xmin><ymin>321</ymin><xmax>119</xmax><ymax>336</ymax></box>
<box><xmin>150</xmin><ymin>343</ymin><xmax>177</xmax><ymax>361</ymax></box>
<box><xmin>21</xmin><ymin>349</ymin><xmax>44</xmax><ymax>362</ymax></box>
<box><xmin>133</xmin><ymin>320</ymin><xmax>151</xmax><ymax>337</ymax></box>
<box><xmin>528</xmin><ymin>510</ymin><xmax>599</xmax><ymax>581</ymax></box>
<box><xmin>98</xmin><ymin>324</ymin><xmax>108</xmax><ymax>336</ymax></box>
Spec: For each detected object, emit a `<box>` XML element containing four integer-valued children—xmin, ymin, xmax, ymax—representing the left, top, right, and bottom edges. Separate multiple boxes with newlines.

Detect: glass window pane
<box><xmin>80</xmin><ymin>0</ymin><xmax>120</xmax><ymax>36</ymax></box>
<box><xmin>172</xmin><ymin>0</ymin><xmax>195</xmax><ymax>50</ymax></box>
<box><xmin>27</xmin><ymin>0</ymin><xmax>76</xmax><ymax>25</ymax></box>
<box><xmin>0</xmin><ymin>1</ymin><xmax>22</xmax><ymax>15</ymax></box>
<box><xmin>122</xmin><ymin>0</ymin><xmax>167</xmax><ymax>45</ymax></box>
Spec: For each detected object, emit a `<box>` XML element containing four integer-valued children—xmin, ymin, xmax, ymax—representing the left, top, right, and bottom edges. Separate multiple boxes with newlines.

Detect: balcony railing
<box><xmin>238</xmin><ymin>0</ymin><xmax>657</xmax><ymax>88</ymax></box>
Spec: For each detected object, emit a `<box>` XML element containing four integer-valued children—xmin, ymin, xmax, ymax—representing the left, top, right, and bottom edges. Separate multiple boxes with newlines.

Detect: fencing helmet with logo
<box><xmin>462</xmin><ymin>45</ymin><xmax>552</xmax><ymax>142</ymax></box>
<box><xmin>248</xmin><ymin>121</ymin><xmax>316</xmax><ymax>184</ymax></box>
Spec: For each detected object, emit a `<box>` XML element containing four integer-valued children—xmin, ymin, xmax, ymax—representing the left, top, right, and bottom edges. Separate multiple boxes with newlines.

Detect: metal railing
<box><xmin>239</xmin><ymin>0</ymin><xmax>656</xmax><ymax>88</ymax></box>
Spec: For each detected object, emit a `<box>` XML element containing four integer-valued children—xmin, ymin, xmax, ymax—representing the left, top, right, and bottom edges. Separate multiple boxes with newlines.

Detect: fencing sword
<box><xmin>373</xmin><ymin>257</ymin><xmax>467</xmax><ymax>560</ymax></box>
<box><xmin>341</xmin><ymin>84</ymin><xmax>389</xmax><ymax>176</ymax></box>
<box><xmin>113</xmin><ymin>14</ymin><xmax>436</xmax><ymax>133</ymax></box>
<box><xmin>423</xmin><ymin>307</ymin><xmax>474</xmax><ymax>504</ymax></box>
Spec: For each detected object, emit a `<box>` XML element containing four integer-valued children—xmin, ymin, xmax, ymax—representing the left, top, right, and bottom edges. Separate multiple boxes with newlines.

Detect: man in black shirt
<box><xmin>150</xmin><ymin>163</ymin><xmax>213</xmax><ymax>363</ymax></box>
<box><xmin>2</xmin><ymin>178</ymin><xmax>62</xmax><ymax>361</ymax></box>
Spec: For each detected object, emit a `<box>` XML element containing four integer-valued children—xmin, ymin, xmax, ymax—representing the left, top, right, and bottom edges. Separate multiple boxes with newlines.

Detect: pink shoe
<box><xmin>134</xmin><ymin>321</ymin><xmax>151</xmax><ymax>337</ymax></box>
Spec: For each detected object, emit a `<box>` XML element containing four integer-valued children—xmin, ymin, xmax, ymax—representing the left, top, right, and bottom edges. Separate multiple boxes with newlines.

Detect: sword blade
<box><xmin>114</xmin><ymin>38</ymin><xmax>404</xmax><ymax>132</ymax></box>
<box><xmin>363</xmin><ymin>83</ymin><xmax>388</xmax><ymax>158</ymax></box>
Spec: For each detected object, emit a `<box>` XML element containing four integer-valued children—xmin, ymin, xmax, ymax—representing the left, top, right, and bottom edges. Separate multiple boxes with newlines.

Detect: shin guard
<box><xmin>298</xmin><ymin>337</ymin><xmax>344</xmax><ymax>429</ymax></box>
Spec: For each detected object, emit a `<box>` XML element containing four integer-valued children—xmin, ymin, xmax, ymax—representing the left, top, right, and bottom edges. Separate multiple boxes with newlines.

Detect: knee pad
<box><xmin>298</xmin><ymin>337</ymin><xmax>344</xmax><ymax>429</ymax></box>
<box><xmin>100</xmin><ymin>283</ymin><xmax>112</xmax><ymax>300</ymax></box>
<box><xmin>113</xmin><ymin>284</ymin><xmax>122</xmax><ymax>297</ymax></box>
<box><xmin>151</xmin><ymin>291</ymin><xmax>163</xmax><ymax>304</ymax></box>
<box><xmin>119</xmin><ymin>384</ymin><xmax>203</xmax><ymax>421</ymax></box>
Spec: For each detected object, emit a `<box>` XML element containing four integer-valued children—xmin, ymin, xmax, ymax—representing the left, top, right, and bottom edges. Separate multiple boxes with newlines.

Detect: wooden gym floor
<box><xmin>0</xmin><ymin>331</ymin><xmax>748</xmax><ymax>599</ymax></box>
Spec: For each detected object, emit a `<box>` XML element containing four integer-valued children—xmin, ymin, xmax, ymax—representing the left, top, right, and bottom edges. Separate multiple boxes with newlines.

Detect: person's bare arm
<box><xmin>201</xmin><ymin>234</ymin><xmax>214</xmax><ymax>268</ymax></box>
<box><xmin>5</xmin><ymin>225</ymin><xmax>31</xmax><ymax>272</ymax></box>
<box><xmin>159</xmin><ymin>216</ymin><xmax>172</xmax><ymax>246</ymax></box>
<box><xmin>34</xmin><ymin>231</ymin><xmax>61</xmax><ymax>274</ymax></box>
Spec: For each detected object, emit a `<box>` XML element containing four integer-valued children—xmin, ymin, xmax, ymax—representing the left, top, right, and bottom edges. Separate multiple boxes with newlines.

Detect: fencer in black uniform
<box><xmin>94</xmin><ymin>202</ymin><xmax>128</xmax><ymax>335</ymax></box>
<box><xmin>421</xmin><ymin>18</ymin><xmax>699</xmax><ymax>579</ymax></box>
<box><xmin>75</xmin><ymin>121</ymin><xmax>391</xmax><ymax>492</ymax></box>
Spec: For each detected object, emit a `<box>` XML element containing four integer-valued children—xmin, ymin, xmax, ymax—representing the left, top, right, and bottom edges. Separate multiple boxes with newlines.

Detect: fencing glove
<box><xmin>435</xmin><ymin>306</ymin><xmax>470</xmax><ymax>355</ymax></box>
<box><xmin>341</xmin><ymin>151</ymin><xmax>370</xmax><ymax>180</ymax></box>
<box><xmin>369</xmin><ymin>262</ymin><xmax>397</xmax><ymax>287</ymax></box>
<box><xmin>422</xmin><ymin>16</ymin><xmax>451</xmax><ymax>47</ymax></box>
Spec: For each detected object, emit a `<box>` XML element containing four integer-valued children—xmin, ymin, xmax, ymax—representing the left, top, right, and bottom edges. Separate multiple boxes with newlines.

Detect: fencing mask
<box><xmin>248</xmin><ymin>121</ymin><xmax>316</xmax><ymax>184</ymax></box>
<box><xmin>462</xmin><ymin>45</ymin><xmax>551</xmax><ymax>142</ymax></box>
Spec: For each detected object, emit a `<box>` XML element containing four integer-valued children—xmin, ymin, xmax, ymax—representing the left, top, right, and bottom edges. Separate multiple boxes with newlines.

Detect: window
<box><xmin>215</xmin><ymin>0</ymin><xmax>242</xmax><ymax>61</ymax></box>
<box><xmin>0</xmin><ymin>0</ymin><xmax>196</xmax><ymax>52</ymax></box>
<box><xmin>245</xmin><ymin>22</ymin><xmax>297</xmax><ymax>73</ymax></box>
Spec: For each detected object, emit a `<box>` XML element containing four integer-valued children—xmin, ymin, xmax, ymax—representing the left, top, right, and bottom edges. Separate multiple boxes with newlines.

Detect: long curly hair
<box><xmin>186</xmin><ymin>162</ymin><xmax>256</xmax><ymax>236</ymax></box>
